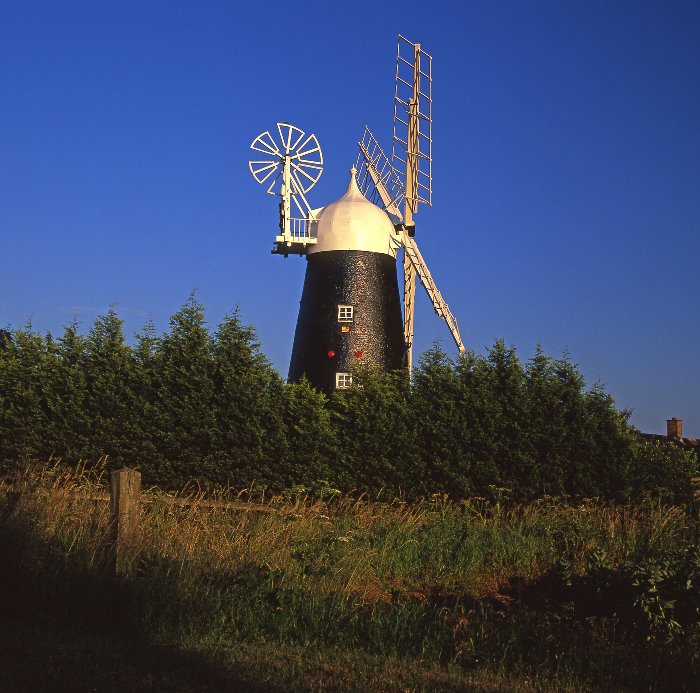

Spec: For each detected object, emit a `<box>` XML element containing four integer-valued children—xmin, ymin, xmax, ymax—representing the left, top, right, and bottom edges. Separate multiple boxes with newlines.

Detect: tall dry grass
<box><xmin>2</xmin><ymin>459</ymin><xmax>693</xmax><ymax>597</ymax></box>
<box><xmin>1</xmin><ymin>460</ymin><xmax>697</xmax><ymax>691</ymax></box>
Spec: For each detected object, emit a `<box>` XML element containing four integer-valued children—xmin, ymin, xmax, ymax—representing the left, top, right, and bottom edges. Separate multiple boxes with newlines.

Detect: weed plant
<box><xmin>1</xmin><ymin>461</ymin><xmax>698</xmax><ymax>691</ymax></box>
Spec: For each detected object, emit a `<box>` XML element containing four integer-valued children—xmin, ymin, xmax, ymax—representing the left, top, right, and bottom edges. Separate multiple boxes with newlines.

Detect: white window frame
<box><xmin>335</xmin><ymin>372</ymin><xmax>352</xmax><ymax>389</ymax></box>
<box><xmin>337</xmin><ymin>305</ymin><xmax>354</xmax><ymax>323</ymax></box>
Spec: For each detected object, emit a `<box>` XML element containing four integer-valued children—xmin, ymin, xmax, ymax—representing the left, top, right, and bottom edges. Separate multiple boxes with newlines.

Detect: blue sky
<box><xmin>1</xmin><ymin>1</ymin><xmax>698</xmax><ymax>435</ymax></box>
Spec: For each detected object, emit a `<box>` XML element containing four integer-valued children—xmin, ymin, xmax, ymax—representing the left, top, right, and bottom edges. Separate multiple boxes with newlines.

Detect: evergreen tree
<box><xmin>127</xmin><ymin>318</ymin><xmax>163</xmax><ymax>476</ymax></box>
<box><xmin>204</xmin><ymin>309</ymin><xmax>284</xmax><ymax>487</ymax></box>
<box><xmin>0</xmin><ymin>329</ymin><xmax>11</xmax><ymax>351</ymax></box>
<box><xmin>583</xmin><ymin>382</ymin><xmax>634</xmax><ymax>500</ymax></box>
<box><xmin>524</xmin><ymin>347</ymin><xmax>583</xmax><ymax>498</ymax></box>
<box><xmin>82</xmin><ymin>307</ymin><xmax>137</xmax><ymax>468</ymax></box>
<box><xmin>43</xmin><ymin>319</ymin><xmax>90</xmax><ymax>462</ymax></box>
<box><xmin>486</xmin><ymin>339</ymin><xmax>532</xmax><ymax>500</ymax></box>
<box><xmin>412</xmin><ymin>344</ymin><xmax>472</xmax><ymax>497</ymax></box>
<box><xmin>0</xmin><ymin>323</ymin><xmax>51</xmax><ymax>471</ymax></box>
<box><xmin>329</xmin><ymin>366</ymin><xmax>416</xmax><ymax>494</ymax></box>
<box><xmin>550</xmin><ymin>353</ymin><xmax>595</xmax><ymax>496</ymax></box>
<box><xmin>524</xmin><ymin>349</ymin><xmax>635</xmax><ymax>500</ymax></box>
<box><xmin>152</xmin><ymin>294</ymin><xmax>216</xmax><ymax>487</ymax></box>
<box><xmin>454</xmin><ymin>350</ymin><xmax>503</xmax><ymax>494</ymax></box>
<box><xmin>278</xmin><ymin>378</ymin><xmax>335</xmax><ymax>490</ymax></box>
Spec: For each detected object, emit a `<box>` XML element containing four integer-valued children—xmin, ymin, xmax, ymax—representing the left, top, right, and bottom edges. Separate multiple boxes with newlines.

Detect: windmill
<box><xmin>248</xmin><ymin>36</ymin><xmax>464</xmax><ymax>392</ymax></box>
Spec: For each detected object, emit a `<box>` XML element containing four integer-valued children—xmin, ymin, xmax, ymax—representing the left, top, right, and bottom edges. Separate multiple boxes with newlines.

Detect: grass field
<box><xmin>1</xmin><ymin>462</ymin><xmax>698</xmax><ymax>691</ymax></box>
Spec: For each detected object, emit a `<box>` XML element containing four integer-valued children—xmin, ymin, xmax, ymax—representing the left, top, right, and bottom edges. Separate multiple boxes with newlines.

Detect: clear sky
<box><xmin>1</xmin><ymin>1</ymin><xmax>698</xmax><ymax>436</ymax></box>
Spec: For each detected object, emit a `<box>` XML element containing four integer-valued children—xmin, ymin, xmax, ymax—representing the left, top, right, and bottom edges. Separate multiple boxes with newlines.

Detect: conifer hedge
<box><xmin>0</xmin><ymin>296</ymin><xmax>696</xmax><ymax>502</ymax></box>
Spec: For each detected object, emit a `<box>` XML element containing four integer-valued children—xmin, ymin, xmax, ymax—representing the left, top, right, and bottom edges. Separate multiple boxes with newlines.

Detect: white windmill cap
<box><xmin>308</xmin><ymin>168</ymin><xmax>398</xmax><ymax>257</ymax></box>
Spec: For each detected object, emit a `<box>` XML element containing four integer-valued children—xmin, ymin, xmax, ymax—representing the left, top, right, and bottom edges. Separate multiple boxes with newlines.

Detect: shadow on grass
<box><xmin>0</xmin><ymin>506</ymin><xmax>281</xmax><ymax>692</ymax></box>
<box><xmin>0</xmin><ymin>614</ymin><xmax>282</xmax><ymax>693</ymax></box>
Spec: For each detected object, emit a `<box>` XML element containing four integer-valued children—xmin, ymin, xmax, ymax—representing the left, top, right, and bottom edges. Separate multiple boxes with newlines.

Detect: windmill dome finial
<box><xmin>345</xmin><ymin>166</ymin><xmax>359</xmax><ymax>195</ymax></box>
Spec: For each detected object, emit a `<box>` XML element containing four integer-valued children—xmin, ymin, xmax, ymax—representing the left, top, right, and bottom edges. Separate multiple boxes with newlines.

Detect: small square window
<box><xmin>337</xmin><ymin>305</ymin><xmax>354</xmax><ymax>322</ymax></box>
<box><xmin>335</xmin><ymin>372</ymin><xmax>352</xmax><ymax>389</ymax></box>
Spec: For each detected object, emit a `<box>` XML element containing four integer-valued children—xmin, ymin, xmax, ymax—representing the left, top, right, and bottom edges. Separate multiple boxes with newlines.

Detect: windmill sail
<box><xmin>392</xmin><ymin>36</ymin><xmax>433</xmax><ymax>216</ymax></box>
<box><xmin>356</xmin><ymin>36</ymin><xmax>465</xmax><ymax>368</ymax></box>
<box><xmin>355</xmin><ymin>126</ymin><xmax>404</xmax><ymax>219</ymax></box>
<box><xmin>402</xmin><ymin>234</ymin><xmax>465</xmax><ymax>355</ymax></box>
<box><xmin>356</xmin><ymin>128</ymin><xmax>465</xmax><ymax>357</ymax></box>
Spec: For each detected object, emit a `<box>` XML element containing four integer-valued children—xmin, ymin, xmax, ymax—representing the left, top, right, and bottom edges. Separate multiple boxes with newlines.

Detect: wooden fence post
<box><xmin>110</xmin><ymin>468</ymin><xmax>141</xmax><ymax>576</ymax></box>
